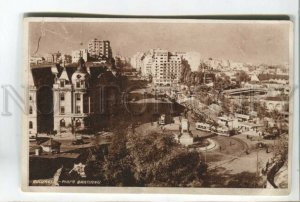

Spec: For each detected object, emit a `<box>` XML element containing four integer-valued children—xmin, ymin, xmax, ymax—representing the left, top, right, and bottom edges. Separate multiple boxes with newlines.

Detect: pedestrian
<box><xmin>219</xmin><ymin>146</ymin><xmax>222</xmax><ymax>151</ymax></box>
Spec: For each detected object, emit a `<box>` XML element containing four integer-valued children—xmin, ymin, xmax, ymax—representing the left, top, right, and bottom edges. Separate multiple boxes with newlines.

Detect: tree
<box><xmin>220</xmin><ymin>96</ymin><xmax>231</xmax><ymax>115</ymax></box>
<box><xmin>256</xmin><ymin>102</ymin><xmax>269</xmax><ymax>119</ymax></box>
<box><xmin>227</xmin><ymin>172</ymin><xmax>265</xmax><ymax>188</ymax></box>
<box><xmin>102</xmin><ymin>130</ymin><xmax>136</xmax><ymax>186</ymax></box>
<box><xmin>127</xmin><ymin>132</ymin><xmax>207</xmax><ymax>187</ymax></box>
<box><xmin>235</xmin><ymin>70</ymin><xmax>250</xmax><ymax>85</ymax></box>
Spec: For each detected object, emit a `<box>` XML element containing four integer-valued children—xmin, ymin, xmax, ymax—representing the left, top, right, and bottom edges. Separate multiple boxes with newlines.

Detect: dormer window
<box><xmin>60</xmin><ymin>80</ymin><xmax>65</xmax><ymax>88</ymax></box>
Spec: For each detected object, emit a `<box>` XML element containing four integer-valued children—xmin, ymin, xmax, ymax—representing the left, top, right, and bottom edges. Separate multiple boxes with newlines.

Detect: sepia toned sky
<box><xmin>28</xmin><ymin>20</ymin><xmax>291</xmax><ymax>64</ymax></box>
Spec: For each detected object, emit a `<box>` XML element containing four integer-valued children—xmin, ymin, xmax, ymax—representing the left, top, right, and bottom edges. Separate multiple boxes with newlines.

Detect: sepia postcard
<box><xmin>22</xmin><ymin>17</ymin><xmax>294</xmax><ymax>195</ymax></box>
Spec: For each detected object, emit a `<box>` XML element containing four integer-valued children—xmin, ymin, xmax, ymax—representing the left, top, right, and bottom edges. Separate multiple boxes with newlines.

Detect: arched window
<box><xmin>29</xmin><ymin>121</ymin><xmax>33</xmax><ymax>129</ymax></box>
<box><xmin>60</xmin><ymin>119</ymin><xmax>65</xmax><ymax>127</ymax></box>
<box><xmin>75</xmin><ymin>120</ymin><xmax>81</xmax><ymax>127</ymax></box>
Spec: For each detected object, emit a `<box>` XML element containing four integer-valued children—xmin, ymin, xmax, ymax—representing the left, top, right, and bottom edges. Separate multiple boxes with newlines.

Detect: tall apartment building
<box><xmin>88</xmin><ymin>38</ymin><xmax>112</xmax><ymax>59</ymax></box>
<box><xmin>152</xmin><ymin>49</ymin><xmax>182</xmax><ymax>86</ymax></box>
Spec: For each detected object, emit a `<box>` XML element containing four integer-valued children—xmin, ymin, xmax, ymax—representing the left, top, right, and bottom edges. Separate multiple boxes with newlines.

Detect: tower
<box><xmin>53</xmin><ymin>65</ymin><xmax>73</xmax><ymax>133</ymax></box>
<box><xmin>71</xmin><ymin>58</ymin><xmax>90</xmax><ymax>131</ymax></box>
<box><xmin>28</xmin><ymin>69</ymin><xmax>37</xmax><ymax>137</ymax></box>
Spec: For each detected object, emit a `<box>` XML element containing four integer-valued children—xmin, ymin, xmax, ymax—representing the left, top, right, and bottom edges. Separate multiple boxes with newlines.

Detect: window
<box><xmin>60</xmin><ymin>119</ymin><xmax>65</xmax><ymax>127</ymax></box>
<box><xmin>76</xmin><ymin>106</ymin><xmax>81</xmax><ymax>114</ymax></box>
<box><xmin>29</xmin><ymin>106</ymin><xmax>33</xmax><ymax>114</ymax></box>
<box><xmin>60</xmin><ymin>80</ymin><xmax>65</xmax><ymax>88</ymax></box>
<box><xmin>76</xmin><ymin>81</ymin><xmax>80</xmax><ymax>88</ymax></box>
<box><xmin>75</xmin><ymin>120</ymin><xmax>81</xmax><ymax>127</ymax></box>
<box><xmin>29</xmin><ymin>95</ymin><xmax>32</xmax><ymax>101</ymax></box>
<box><xmin>76</xmin><ymin>93</ymin><xmax>81</xmax><ymax>101</ymax></box>
<box><xmin>60</xmin><ymin>106</ymin><xmax>65</xmax><ymax>114</ymax></box>
<box><xmin>29</xmin><ymin>121</ymin><xmax>33</xmax><ymax>129</ymax></box>
<box><xmin>60</xmin><ymin>93</ymin><xmax>65</xmax><ymax>101</ymax></box>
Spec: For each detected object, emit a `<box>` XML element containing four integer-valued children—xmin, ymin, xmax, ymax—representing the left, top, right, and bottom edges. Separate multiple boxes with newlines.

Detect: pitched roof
<box><xmin>263</xmin><ymin>96</ymin><xmax>288</xmax><ymax>101</ymax></box>
<box><xmin>250</xmin><ymin>74</ymin><xmax>260</xmax><ymax>82</ymax></box>
<box><xmin>58</xmin><ymin>67</ymin><xmax>69</xmax><ymax>81</ymax></box>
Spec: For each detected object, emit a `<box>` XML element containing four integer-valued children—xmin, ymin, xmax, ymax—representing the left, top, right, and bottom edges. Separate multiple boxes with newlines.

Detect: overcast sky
<box><xmin>28</xmin><ymin>20</ymin><xmax>291</xmax><ymax>64</ymax></box>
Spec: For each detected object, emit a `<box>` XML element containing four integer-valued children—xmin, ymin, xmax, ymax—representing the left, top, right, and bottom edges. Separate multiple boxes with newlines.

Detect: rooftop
<box><xmin>263</xmin><ymin>96</ymin><xmax>288</xmax><ymax>101</ymax></box>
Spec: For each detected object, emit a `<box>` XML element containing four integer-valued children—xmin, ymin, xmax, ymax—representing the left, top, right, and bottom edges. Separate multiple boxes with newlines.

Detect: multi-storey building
<box><xmin>130</xmin><ymin>52</ymin><xmax>144</xmax><ymax>72</ymax></box>
<box><xmin>140</xmin><ymin>50</ymin><xmax>155</xmax><ymax>78</ymax></box>
<box><xmin>28</xmin><ymin>57</ymin><xmax>121</xmax><ymax>136</ymax></box>
<box><xmin>72</xmin><ymin>49</ymin><xmax>89</xmax><ymax>63</ymax></box>
<box><xmin>28</xmin><ymin>69</ymin><xmax>37</xmax><ymax>137</ymax></box>
<box><xmin>152</xmin><ymin>49</ymin><xmax>182</xmax><ymax>86</ymax></box>
<box><xmin>88</xmin><ymin>38</ymin><xmax>112</xmax><ymax>59</ymax></box>
<box><xmin>52</xmin><ymin>58</ymin><xmax>90</xmax><ymax>132</ymax></box>
<box><xmin>131</xmin><ymin>49</ymin><xmax>184</xmax><ymax>85</ymax></box>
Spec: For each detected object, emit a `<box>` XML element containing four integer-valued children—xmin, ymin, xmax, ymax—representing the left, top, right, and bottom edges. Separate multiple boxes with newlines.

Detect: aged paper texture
<box><xmin>22</xmin><ymin>17</ymin><xmax>293</xmax><ymax>195</ymax></box>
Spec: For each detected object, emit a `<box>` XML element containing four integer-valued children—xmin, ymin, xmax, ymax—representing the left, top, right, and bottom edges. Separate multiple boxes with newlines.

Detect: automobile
<box><xmin>72</xmin><ymin>139</ymin><xmax>84</xmax><ymax>145</ymax></box>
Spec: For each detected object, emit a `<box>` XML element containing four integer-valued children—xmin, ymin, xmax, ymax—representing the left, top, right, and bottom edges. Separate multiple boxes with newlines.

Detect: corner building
<box><xmin>53</xmin><ymin>58</ymin><xmax>90</xmax><ymax>133</ymax></box>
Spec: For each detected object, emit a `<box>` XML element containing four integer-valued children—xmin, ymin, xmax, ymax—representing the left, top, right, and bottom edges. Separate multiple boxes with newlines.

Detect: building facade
<box><xmin>72</xmin><ymin>49</ymin><xmax>89</xmax><ymax>63</ymax></box>
<box><xmin>53</xmin><ymin>58</ymin><xmax>91</xmax><ymax>133</ymax></box>
<box><xmin>28</xmin><ymin>57</ymin><xmax>121</xmax><ymax>136</ymax></box>
<box><xmin>262</xmin><ymin>96</ymin><xmax>289</xmax><ymax>112</ymax></box>
<box><xmin>28</xmin><ymin>70</ymin><xmax>37</xmax><ymax>137</ymax></box>
<box><xmin>132</xmin><ymin>49</ymin><xmax>188</xmax><ymax>86</ymax></box>
<box><xmin>152</xmin><ymin>49</ymin><xmax>183</xmax><ymax>86</ymax></box>
<box><xmin>140</xmin><ymin>50</ymin><xmax>154</xmax><ymax>78</ymax></box>
<box><xmin>88</xmin><ymin>38</ymin><xmax>112</xmax><ymax>59</ymax></box>
<box><xmin>130</xmin><ymin>52</ymin><xmax>144</xmax><ymax>72</ymax></box>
